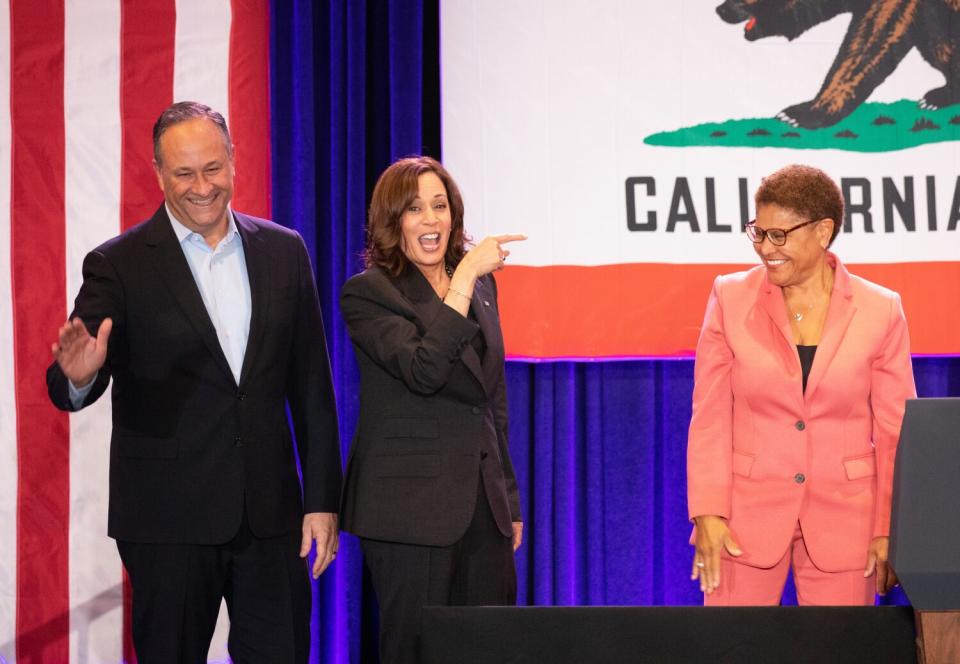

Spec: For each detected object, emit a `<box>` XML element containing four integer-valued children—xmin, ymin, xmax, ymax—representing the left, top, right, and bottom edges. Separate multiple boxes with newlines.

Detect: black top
<box><xmin>797</xmin><ymin>345</ymin><xmax>817</xmax><ymax>393</ymax></box>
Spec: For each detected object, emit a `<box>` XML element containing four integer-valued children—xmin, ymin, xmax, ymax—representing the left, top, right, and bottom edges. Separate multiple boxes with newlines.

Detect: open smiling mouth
<box><xmin>187</xmin><ymin>193</ymin><xmax>219</xmax><ymax>208</ymax></box>
<box><xmin>418</xmin><ymin>232</ymin><xmax>442</xmax><ymax>251</ymax></box>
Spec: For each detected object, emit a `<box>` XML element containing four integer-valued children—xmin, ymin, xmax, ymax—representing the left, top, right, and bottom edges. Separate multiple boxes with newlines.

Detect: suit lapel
<box><xmin>235</xmin><ymin>213</ymin><xmax>270</xmax><ymax>388</ymax></box>
<box><xmin>469</xmin><ymin>278</ymin><xmax>502</xmax><ymax>395</ymax></box>
<box><xmin>756</xmin><ymin>272</ymin><xmax>802</xmax><ymax>382</ymax></box>
<box><xmin>804</xmin><ymin>255</ymin><xmax>856</xmax><ymax>401</ymax></box>
<box><xmin>143</xmin><ymin>205</ymin><xmax>235</xmax><ymax>384</ymax></box>
<box><xmin>395</xmin><ymin>266</ymin><xmax>485</xmax><ymax>390</ymax></box>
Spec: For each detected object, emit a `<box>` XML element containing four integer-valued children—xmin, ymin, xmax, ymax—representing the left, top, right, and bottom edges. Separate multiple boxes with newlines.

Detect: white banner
<box><xmin>442</xmin><ymin>0</ymin><xmax>960</xmax><ymax>266</ymax></box>
<box><xmin>442</xmin><ymin>0</ymin><xmax>960</xmax><ymax>357</ymax></box>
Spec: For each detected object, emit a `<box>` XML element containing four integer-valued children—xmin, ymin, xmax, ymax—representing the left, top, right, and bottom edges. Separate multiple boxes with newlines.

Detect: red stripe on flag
<box><xmin>122</xmin><ymin>568</ymin><xmax>134</xmax><ymax>664</ymax></box>
<box><xmin>120</xmin><ymin>0</ymin><xmax>175</xmax><ymax>232</ymax></box>
<box><xmin>11</xmin><ymin>1</ymin><xmax>70</xmax><ymax>660</ymax></box>
<box><xmin>497</xmin><ymin>262</ymin><xmax>960</xmax><ymax>358</ymax></box>
<box><xmin>119</xmin><ymin>2</ymin><xmax>176</xmax><ymax>661</ymax></box>
<box><xmin>229</xmin><ymin>0</ymin><xmax>272</xmax><ymax>218</ymax></box>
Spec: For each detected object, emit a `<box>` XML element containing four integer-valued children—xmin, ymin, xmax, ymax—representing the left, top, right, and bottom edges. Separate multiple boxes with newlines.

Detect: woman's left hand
<box><xmin>512</xmin><ymin>522</ymin><xmax>524</xmax><ymax>552</ymax></box>
<box><xmin>864</xmin><ymin>536</ymin><xmax>898</xmax><ymax>595</ymax></box>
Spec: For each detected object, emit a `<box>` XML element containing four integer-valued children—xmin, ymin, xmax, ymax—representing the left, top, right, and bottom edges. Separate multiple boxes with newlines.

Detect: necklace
<box><xmin>791</xmin><ymin>302</ymin><xmax>814</xmax><ymax>322</ymax></box>
<box><xmin>434</xmin><ymin>264</ymin><xmax>454</xmax><ymax>299</ymax></box>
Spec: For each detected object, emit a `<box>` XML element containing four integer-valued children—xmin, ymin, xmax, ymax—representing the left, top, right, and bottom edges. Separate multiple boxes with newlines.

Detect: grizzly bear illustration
<box><xmin>715</xmin><ymin>0</ymin><xmax>960</xmax><ymax>128</ymax></box>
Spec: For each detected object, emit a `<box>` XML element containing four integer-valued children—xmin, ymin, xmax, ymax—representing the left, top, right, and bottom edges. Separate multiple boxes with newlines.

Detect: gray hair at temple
<box><xmin>152</xmin><ymin>101</ymin><xmax>233</xmax><ymax>165</ymax></box>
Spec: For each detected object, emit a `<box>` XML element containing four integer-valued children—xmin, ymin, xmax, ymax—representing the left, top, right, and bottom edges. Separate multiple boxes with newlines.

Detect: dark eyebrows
<box><xmin>171</xmin><ymin>161</ymin><xmax>222</xmax><ymax>174</ymax></box>
<box><xmin>410</xmin><ymin>193</ymin><xmax>446</xmax><ymax>202</ymax></box>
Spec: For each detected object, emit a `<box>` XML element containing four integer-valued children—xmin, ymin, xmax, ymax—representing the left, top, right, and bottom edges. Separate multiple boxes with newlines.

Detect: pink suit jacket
<box><xmin>687</xmin><ymin>253</ymin><xmax>916</xmax><ymax>572</ymax></box>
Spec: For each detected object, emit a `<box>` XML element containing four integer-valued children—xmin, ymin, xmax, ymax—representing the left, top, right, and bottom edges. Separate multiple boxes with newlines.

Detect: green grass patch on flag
<box><xmin>644</xmin><ymin>100</ymin><xmax>960</xmax><ymax>152</ymax></box>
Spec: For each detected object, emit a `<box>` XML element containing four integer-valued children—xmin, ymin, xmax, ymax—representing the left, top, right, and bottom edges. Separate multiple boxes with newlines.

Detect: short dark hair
<box><xmin>152</xmin><ymin>101</ymin><xmax>232</xmax><ymax>165</ymax></box>
<box><xmin>364</xmin><ymin>156</ymin><xmax>469</xmax><ymax>277</ymax></box>
<box><xmin>755</xmin><ymin>164</ymin><xmax>844</xmax><ymax>246</ymax></box>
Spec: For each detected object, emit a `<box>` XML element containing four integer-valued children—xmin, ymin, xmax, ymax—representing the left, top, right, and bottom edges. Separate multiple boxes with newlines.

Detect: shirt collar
<box><xmin>166</xmin><ymin>203</ymin><xmax>238</xmax><ymax>247</ymax></box>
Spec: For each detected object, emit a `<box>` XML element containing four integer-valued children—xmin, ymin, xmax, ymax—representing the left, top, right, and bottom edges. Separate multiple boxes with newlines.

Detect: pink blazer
<box><xmin>687</xmin><ymin>254</ymin><xmax>916</xmax><ymax>571</ymax></box>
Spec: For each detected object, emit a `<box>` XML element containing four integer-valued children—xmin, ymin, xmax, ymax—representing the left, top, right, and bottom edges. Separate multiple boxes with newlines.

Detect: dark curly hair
<box><xmin>755</xmin><ymin>164</ymin><xmax>844</xmax><ymax>246</ymax></box>
<box><xmin>364</xmin><ymin>156</ymin><xmax>469</xmax><ymax>276</ymax></box>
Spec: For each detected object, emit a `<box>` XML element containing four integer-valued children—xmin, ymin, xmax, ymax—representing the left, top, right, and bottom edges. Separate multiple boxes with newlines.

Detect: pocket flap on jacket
<box><xmin>382</xmin><ymin>417</ymin><xmax>439</xmax><ymax>439</ymax></box>
<box><xmin>114</xmin><ymin>434</ymin><xmax>179</xmax><ymax>459</ymax></box>
<box><xmin>374</xmin><ymin>452</ymin><xmax>441</xmax><ymax>478</ymax></box>
<box><xmin>732</xmin><ymin>450</ymin><xmax>755</xmax><ymax>477</ymax></box>
<box><xmin>843</xmin><ymin>453</ymin><xmax>876</xmax><ymax>480</ymax></box>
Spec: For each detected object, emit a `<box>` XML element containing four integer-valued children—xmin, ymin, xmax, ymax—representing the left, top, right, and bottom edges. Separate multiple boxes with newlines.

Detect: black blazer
<box><xmin>47</xmin><ymin>205</ymin><xmax>342</xmax><ymax>545</ymax></box>
<box><xmin>339</xmin><ymin>265</ymin><xmax>521</xmax><ymax>546</ymax></box>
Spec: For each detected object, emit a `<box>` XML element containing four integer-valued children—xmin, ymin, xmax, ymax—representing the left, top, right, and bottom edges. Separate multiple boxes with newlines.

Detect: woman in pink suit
<box><xmin>687</xmin><ymin>164</ymin><xmax>916</xmax><ymax>605</ymax></box>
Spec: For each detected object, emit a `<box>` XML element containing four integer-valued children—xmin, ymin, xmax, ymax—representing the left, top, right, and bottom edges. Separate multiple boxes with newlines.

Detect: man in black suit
<box><xmin>46</xmin><ymin>101</ymin><xmax>341</xmax><ymax>663</ymax></box>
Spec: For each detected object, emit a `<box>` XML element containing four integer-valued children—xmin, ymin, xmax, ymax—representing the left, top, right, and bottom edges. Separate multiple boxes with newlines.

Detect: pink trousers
<box><xmin>704</xmin><ymin>523</ymin><xmax>875</xmax><ymax>606</ymax></box>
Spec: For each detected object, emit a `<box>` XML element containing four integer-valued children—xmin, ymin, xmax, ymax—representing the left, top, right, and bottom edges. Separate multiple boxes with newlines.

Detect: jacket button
<box><xmin>795</xmin><ymin>420</ymin><xmax>805</xmax><ymax>431</ymax></box>
<box><xmin>234</xmin><ymin>436</ymin><xmax>242</xmax><ymax>447</ymax></box>
<box><xmin>237</xmin><ymin>391</ymin><xmax>246</xmax><ymax>401</ymax></box>
<box><xmin>472</xmin><ymin>407</ymin><xmax>481</xmax><ymax>415</ymax></box>
<box><xmin>795</xmin><ymin>473</ymin><xmax>805</xmax><ymax>484</ymax></box>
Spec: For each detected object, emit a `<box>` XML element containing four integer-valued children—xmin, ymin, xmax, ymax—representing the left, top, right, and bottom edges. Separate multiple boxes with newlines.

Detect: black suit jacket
<box><xmin>339</xmin><ymin>265</ymin><xmax>521</xmax><ymax>546</ymax></box>
<box><xmin>47</xmin><ymin>205</ymin><xmax>341</xmax><ymax>544</ymax></box>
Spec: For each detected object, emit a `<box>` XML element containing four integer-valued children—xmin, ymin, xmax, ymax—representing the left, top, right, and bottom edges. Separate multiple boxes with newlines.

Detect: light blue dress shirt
<box><xmin>167</xmin><ymin>206</ymin><xmax>252</xmax><ymax>384</ymax></box>
<box><xmin>69</xmin><ymin>207</ymin><xmax>252</xmax><ymax>405</ymax></box>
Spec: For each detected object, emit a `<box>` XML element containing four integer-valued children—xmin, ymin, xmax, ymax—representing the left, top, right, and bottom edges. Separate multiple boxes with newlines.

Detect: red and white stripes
<box><xmin>0</xmin><ymin>1</ymin><xmax>17</xmax><ymax>661</ymax></box>
<box><xmin>11</xmin><ymin>3</ymin><xmax>71</xmax><ymax>663</ymax></box>
<box><xmin>2</xmin><ymin>1</ymin><xmax>271</xmax><ymax>661</ymax></box>
<box><xmin>65</xmin><ymin>1</ymin><xmax>123</xmax><ymax>661</ymax></box>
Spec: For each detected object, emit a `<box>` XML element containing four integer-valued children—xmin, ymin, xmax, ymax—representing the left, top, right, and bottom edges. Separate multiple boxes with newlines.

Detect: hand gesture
<box><xmin>512</xmin><ymin>521</ymin><xmax>524</xmax><ymax>552</ymax></box>
<box><xmin>692</xmin><ymin>514</ymin><xmax>743</xmax><ymax>594</ymax></box>
<box><xmin>461</xmin><ymin>234</ymin><xmax>527</xmax><ymax>278</ymax></box>
<box><xmin>51</xmin><ymin>317</ymin><xmax>112</xmax><ymax>388</ymax></box>
<box><xmin>301</xmin><ymin>512</ymin><xmax>339</xmax><ymax>579</ymax></box>
<box><xmin>865</xmin><ymin>536</ymin><xmax>897</xmax><ymax>595</ymax></box>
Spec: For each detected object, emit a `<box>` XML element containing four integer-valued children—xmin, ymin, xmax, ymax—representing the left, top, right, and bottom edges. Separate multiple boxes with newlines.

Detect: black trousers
<box><xmin>361</xmin><ymin>478</ymin><xmax>517</xmax><ymax>664</ymax></box>
<box><xmin>117</xmin><ymin>509</ymin><xmax>311</xmax><ymax>664</ymax></box>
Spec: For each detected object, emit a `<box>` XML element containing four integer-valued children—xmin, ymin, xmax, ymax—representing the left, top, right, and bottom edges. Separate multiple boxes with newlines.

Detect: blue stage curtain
<box><xmin>270</xmin><ymin>1</ymin><xmax>440</xmax><ymax>662</ymax></box>
<box><xmin>506</xmin><ymin>357</ymin><xmax>960</xmax><ymax>611</ymax></box>
<box><xmin>270</xmin><ymin>2</ymin><xmax>960</xmax><ymax>660</ymax></box>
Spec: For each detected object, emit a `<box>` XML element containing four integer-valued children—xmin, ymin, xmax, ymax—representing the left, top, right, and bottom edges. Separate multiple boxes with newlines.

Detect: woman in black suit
<box><xmin>340</xmin><ymin>156</ymin><xmax>525</xmax><ymax>664</ymax></box>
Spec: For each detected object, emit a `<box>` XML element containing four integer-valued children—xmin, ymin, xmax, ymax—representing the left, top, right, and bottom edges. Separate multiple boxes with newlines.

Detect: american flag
<box><xmin>2</xmin><ymin>1</ymin><xmax>271</xmax><ymax>661</ymax></box>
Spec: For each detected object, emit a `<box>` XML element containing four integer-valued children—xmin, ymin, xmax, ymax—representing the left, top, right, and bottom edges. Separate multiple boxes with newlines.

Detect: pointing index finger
<box><xmin>494</xmin><ymin>234</ymin><xmax>527</xmax><ymax>244</ymax></box>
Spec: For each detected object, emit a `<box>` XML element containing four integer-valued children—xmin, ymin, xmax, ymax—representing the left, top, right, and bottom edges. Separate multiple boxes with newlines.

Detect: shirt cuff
<box><xmin>68</xmin><ymin>372</ymin><xmax>97</xmax><ymax>409</ymax></box>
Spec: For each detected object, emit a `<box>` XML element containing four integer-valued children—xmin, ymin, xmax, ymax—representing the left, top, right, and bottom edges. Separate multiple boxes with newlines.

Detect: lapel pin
<box><xmin>483</xmin><ymin>300</ymin><xmax>490</xmax><ymax>306</ymax></box>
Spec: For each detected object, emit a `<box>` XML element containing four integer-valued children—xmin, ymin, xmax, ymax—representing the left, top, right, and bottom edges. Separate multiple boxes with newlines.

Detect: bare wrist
<box><xmin>447</xmin><ymin>285</ymin><xmax>472</xmax><ymax>302</ymax></box>
<box><xmin>454</xmin><ymin>257</ymin><xmax>480</xmax><ymax>282</ymax></box>
<box><xmin>71</xmin><ymin>372</ymin><xmax>96</xmax><ymax>389</ymax></box>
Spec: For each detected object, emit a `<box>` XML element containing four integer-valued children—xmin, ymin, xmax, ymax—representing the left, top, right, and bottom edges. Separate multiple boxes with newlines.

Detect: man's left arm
<box><xmin>285</xmin><ymin>233</ymin><xmax>343</xmax><ymax>578</ymax></box>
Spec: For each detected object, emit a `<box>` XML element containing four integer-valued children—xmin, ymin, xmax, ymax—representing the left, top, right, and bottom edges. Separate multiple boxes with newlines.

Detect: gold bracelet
<box><xmin>447</xmin><ymin>286</ymin><xmax>471</xmax><ymax>301</ymax></box>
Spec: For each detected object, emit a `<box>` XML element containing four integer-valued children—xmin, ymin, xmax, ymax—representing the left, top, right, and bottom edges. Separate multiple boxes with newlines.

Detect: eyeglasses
<box><xmin>745</xmin><ymin>218</ymin><xmax>821</xmax><ymax>246</ymax></box>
